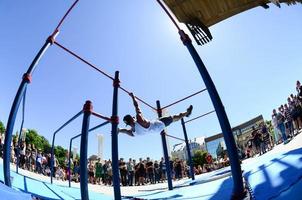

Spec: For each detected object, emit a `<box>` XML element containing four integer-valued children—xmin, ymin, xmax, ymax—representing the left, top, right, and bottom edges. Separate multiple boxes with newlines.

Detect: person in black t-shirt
<box><xmin>146</xmin><ymin>157</ymin><xmax>154</xmax><ymax>184</ymax></box>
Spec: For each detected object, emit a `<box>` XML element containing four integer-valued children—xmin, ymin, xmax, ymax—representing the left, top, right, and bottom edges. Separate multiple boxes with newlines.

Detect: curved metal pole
<box><xmin>157</xmin><ymin>1</ymin><xmax>245</xmax><ymax>197</ymax></box>
<box><xmin>178</xmin><ymin>29</ymin><xmax>245</xmax><ymax>198</ymax></box>
<box><xmin>16</xmin><ymin>86</ymin><xmax>27</xmax><ymax>174</ymax></box>
<box><xmin>3</xmin><ymin>33</ymin><xmax>58</xmax><ymax>187</ymax></box>
<box><xmin>80</xmin><ymin>101</ymin><xmax>92</xmax><ymax>200</ymax></box>
<box><xmin>50</xmin><ymin>110</ymin><xmax>83</xmax><ymax>184</ymax></box>
<box><xmin>111</xmin><ymin>71</ymin><xmax>121</xmax><ymax>200</ymax></box>
<box><xmin>68</xmin><ymin>121</ymin><xmax>110</xmax><ymax>187</ymax></box>
<box><xmin>157</xmin><ymin>100</ymin><xmax>173</xmax><ymax>190</ymax></box>
<box><xmin>181</xmin><ymin>118</ymin><xmax>195</xmax><ymax>180</ymax></box>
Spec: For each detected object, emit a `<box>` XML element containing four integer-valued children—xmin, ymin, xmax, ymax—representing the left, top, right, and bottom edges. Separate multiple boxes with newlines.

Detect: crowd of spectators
<box><xmin>0</xmin><ymin>80</ymin><xmax>301</xmax><ymax>187</ymax></box>
<box><xmin>244</xmin><ymin>80</ymin><xmax>302</xmax><ymax>158</ymax></box>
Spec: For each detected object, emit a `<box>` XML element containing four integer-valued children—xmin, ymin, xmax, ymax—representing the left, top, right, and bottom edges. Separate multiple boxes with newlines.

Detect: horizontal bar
<box><xmin>161</xmin><ymin>88</ymin><xmax>207</xmax><ymax>110</ymax></box>
<box><xmin>53</xmin><ymin>110</ymin><xmax>83</xmax><ymax>135</ymax></box>
<box><xmin>54</xmin><ymin>0</ymin><xmax>79</xmax><ymax>32</ymax></box>
<box><xmin>165</xmin><ymin>133</ymin><xmax>185</xmax><ymax>142</ymax></box>
<box><xmin>54</xmin><ymin>41</ymin><xmax>115</xmax><ymax>81</ymax></box>
<box><xmin>55</xmin><ymin>41</ymin><xmax>157</xmax><ymax>112</ymax></box>
<box><xmin>89</xmin><ymin>121</ymin><xmax>110</xmax><ymax>132</ymax></box>
<box><xmin>119</xmin><ymin>86</ymin><xmax>157</xmax><ymax>111</ymax></box>
<box><xmin>91</xmin><ymin>112</ymin><xmax>112</xmax><ymax>122</ymax></box>
<box><xmin>185</xmin><ymin>110</ymin><xmax>215</xmax><ymax>124</ymax></box>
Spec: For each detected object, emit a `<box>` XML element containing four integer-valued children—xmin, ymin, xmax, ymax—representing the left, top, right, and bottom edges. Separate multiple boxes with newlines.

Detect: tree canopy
<box><xmin>0</xmin><ymin>121</ymin><xmax>5</xmax><ymax>134</ymax></box>
<box><xmin>192</xmin><ymin>149</ymin><xmax>208</xmax><ymax>167</ymax></box>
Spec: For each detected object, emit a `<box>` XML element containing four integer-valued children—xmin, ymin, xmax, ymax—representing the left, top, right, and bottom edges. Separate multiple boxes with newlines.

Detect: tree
<box><xmin>0</xmin><ymin>121</ymin><xmax>5</xmax><ymax>134</ymax></box>
<box><xmin>54</xmin><ymin>145</ymin><xmax>67</xmax><ymax>167</ymax></box>
<box><xmin>192</xmin><ymin>150</ymin><xmax>208</xmax><ymax>167</ymax></box>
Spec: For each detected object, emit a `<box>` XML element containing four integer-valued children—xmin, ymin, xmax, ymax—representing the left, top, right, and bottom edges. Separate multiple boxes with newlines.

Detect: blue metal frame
<box><xmin>50</xmin><ymin>110</ymin><xmax>83</xmax><ymax>184</ymax></box>
<box><xmin>181</xmin><ymin>118</ymin><xmax>195</xmax><ymax>180</ymax></box>
<box><xmin>16</xmin><ymin>86</ymin><xmax>27</xmax><ymax>174</ymax></box>
<box><xmin>111</xmin><ymin>71</ymin><xmax>121</xmax><ymax>200</ymax></box>
<box><xmin>68</xmin><ymin>121</ymin><xmax>110</xmax><ymax>187</ymax></box>
<box><xmin>79</xmin><ymin>101</ymin><xmax>92</xmax><ymax>200</ymax></box>
<box><xmin>156</xmin><ymin>100</ymin><xmax>173</xmax><ymax>190</ymax></box>
<box><xmin>3</xmin><ymin>33</ymin><xmax>58</xmax><ymax>187</ymax></box>
<box><xmin>178</xmin><ymin>30</ymin><xmax>245</xmax><ymax>197</ymax></box>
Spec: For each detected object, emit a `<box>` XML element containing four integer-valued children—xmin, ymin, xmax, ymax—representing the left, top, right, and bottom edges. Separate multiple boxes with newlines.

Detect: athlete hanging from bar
<box><xmin>118</xmin><ymin>93</ymin><xmax>193</xmax><ymax>136</ymax></box>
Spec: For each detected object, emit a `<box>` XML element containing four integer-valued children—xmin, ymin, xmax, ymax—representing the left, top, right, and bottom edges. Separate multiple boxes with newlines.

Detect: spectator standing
<box><xmin>127</xmin><ymin>158</ymin><xmax>135</xmax><ymax>186</ymax></box>
<box><xmin>154</xmin><ymin>160</ymin><xmax>160</xmax><ymax>183</ymax></box>
<box><xmin>284</xmin><ymin>104</ymin><xmax>294</xmax><ymax>138</ymax></box>
<box><xmin>276</xmin><ymin>107</ymin><xmax>288</xmax><ymax>144</ymax></box>
<box><xmin>146</xmin><ymin>157</ymin><xmax>154</xmax><ymax>184</ymax></box>
<box><xmin>119</xmin><ymin>158</ymin><xmax>127</xmax><ymax>186</ymax></box>
<box><xmin>159</xmin><ymin>157</ymin><xmax>166</xmax><ymax>182</ymax></box>
<box><xmin>95</xmin><ymin>158</ymin><xmax>103</xmax><ymax>185</ymax></box>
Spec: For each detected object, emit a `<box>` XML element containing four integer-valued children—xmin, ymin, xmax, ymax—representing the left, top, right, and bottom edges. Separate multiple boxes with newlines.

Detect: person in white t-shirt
<box><xmin>118</xmin><ymin>93</ymin><xmax>193</xmax><ymax>137</ymax></box>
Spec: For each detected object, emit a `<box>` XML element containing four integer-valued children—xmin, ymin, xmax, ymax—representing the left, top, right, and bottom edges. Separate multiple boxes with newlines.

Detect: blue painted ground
<box><xmin>0</xmin><ymin>164</ymin><xmax>112</xmax><ymax>200</ymax></box>
<box><xmin>0</xmin><ymin>147</ymin><xmax>302</xmax><ymax>199</ymax></box>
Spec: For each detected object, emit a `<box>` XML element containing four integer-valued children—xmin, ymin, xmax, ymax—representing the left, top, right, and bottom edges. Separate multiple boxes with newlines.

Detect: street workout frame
<box><xmin>3</xmin><ymin>0</ymin><xmax>245</xmax><ymax>199</ymax></box>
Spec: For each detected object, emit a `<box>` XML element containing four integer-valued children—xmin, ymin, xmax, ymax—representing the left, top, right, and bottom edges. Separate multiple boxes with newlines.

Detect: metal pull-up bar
<box><xmin>184</xmin><ymin>110</ymin><xmax>215</xmax><ymax>124</ymax></box>
<box><xmin>50</xmin><ymin>110</ymin><xmax>83</xmax><ymax>184</ymax></box>
<box><xmin>67</xmin><ymin>120</ymin><xmax>110</xmax><ymax>187</ymax></box>
<box><xmin>161</xmin><ymin>88</ymin><xmax>207</xmax><ymax>110</ymax></box>
<box><xmin>53</xmin><ymin>41</ymin><xmax>157</xmax><ymax>111</ymax></box>
<box><xmin>164</xmin><ymin>133</ymin><xmax>185</xmax><ymax>142</ymax></box>
<box><xmin>3</xmin><ymin>0</ymin><xmax>79</xmax><ymax>187</ymax></box>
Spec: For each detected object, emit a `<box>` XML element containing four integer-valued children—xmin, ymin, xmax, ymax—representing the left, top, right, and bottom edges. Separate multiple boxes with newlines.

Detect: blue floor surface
<box><xmin>0</xmin><ymin>148</ymin><xmax>301</xmax><ymax>199</ymax></box>
<box><xmin>0</xmin><ymin>165</ymin><xmax>112</xmax><ymax>200</ymax></box>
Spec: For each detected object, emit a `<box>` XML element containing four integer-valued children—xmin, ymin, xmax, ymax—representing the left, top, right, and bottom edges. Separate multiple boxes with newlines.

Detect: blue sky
<box><xmin>1</xmin><ymin>1</ymin><xmax>301</xmax><ymax>160</ymax></box>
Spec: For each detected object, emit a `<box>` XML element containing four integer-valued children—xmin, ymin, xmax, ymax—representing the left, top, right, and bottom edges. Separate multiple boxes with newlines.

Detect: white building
<box><xmin>171</xmin><ymin>136</ymin><xmax>206</xmax><ymax>160</ymax></box>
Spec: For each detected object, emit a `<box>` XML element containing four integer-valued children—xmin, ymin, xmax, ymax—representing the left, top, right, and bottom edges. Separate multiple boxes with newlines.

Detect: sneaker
<box><xmin>186</xmin><ymin>105</ymin><xmax>193</xmax><ymax>117</ymax></box>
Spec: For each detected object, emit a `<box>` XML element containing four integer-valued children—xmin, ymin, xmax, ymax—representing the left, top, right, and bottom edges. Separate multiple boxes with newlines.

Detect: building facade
<box><xmin>171</xmin><ymin>136</ymin><xmax>206</xmax><ymax>161</ymax></box>
<box><xmin>205</xmin><ymin>115</ymin><xmax>264</xmax><ymax>159</ymax></box>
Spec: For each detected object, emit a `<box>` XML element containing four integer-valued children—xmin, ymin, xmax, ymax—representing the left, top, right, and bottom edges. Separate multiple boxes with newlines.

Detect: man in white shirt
<box><xmin>119</xmin><ymin>93</ymin><xmax>193</xmax><ymax>137</ymax></box>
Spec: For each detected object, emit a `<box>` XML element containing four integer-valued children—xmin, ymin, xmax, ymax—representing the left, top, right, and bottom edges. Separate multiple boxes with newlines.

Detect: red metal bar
<box><xmin>91</xmin><ymin>112</ymin><xmax>112</xmax><ymax>122</ymax></box>
<box><xmin>161</xmin><ymin>88</ymin><xmax>207</xmax><ymax>110</ymax></box>
<box><xmin>54</xmin><ymin>42</ymin><xmax>157</xmax><ymax>111</ymax></box>
<box><xmin>185</xmin><ymin>110</ymin><xmax>215</xmax><ymax>124</ymax></box>
<box><xmin>54</xmin><ymin>41</ymin><xmax>115</xmax><ymax>80</ymax></box>
<box><xmin>119</xmin><ymin>86</ymin><xmax>157</xmax><ymax>111</ymax></box>
<box><xmin>156</xmin><ymin>0</ymin><xmax>180</xmax><ymax>31</ymax></box>
<box><xmin>164</xmin><ymin>133</ymin><xmax>185</xmax><ymax>142</ymax></box>
<box><xmin>54</xmin><ymin>0</ymin><xmax>79</xmax><ymax>32</ymax></box>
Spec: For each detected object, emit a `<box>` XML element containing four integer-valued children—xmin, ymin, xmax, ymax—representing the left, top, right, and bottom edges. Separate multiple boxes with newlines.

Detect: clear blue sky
<box><xmin>0</xmin><ymin>1</ymin><xmax>301</xmax><ymax>161</ymax></box>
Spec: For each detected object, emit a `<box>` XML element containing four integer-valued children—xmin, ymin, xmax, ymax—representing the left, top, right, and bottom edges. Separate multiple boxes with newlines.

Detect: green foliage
<box><xmin>54</xmin><ymin>145</ymin><xmax>67</xmax><ymax>167</ymax></box>
<box><xmin>0</xmin><ymin>121</ymin><xmax>5</xmax><ymax>134</ymax></box>
<box><xmin>192</xmin><ymin>150</ymin><xmax>208</xmax><ymax>167</ymax></box>
<box><xmin>25</xmin><ymin>129</ymin><xmax>50</xmax><ymax>151</ymax></box>
<box><xmin>265</xmin><ymin>120</ymin><xmax>273</xmax><ymax>134</ymax></box>
<box><xmin>24</xmin><ymin>129</ymin><xmax>68</xmax><ymax>167</ymax></box>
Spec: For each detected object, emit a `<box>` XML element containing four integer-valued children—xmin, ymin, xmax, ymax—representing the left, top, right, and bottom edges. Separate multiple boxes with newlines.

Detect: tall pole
<box><xmin>178</xmin><ymin>30</ymin><xmax>245</xmax><ymax>198</ymax></box>
<box><xmin>68</xmin><ymin>121</ymin><xmax>110</xmax><ymax>187</ymax></box>
<box><xmin>156</xmin><ymin>100</ymin><xmax>173</xmax><ymax>190</ymax></box>
<box><xmin>181</xmin><ymin>118</ymin><xmax>195</xmax><ymax>180</ymax></box>
<box><xmin>156</xmin><ymin>1</ymin><xmax>245</xmax><ymax>197</ymax></box>
<box><xmin>79</xmin><ymin>101</ymin><xmax>92</xmax><ymax>200</ymax></box>
<box><xmin>3</xmin><ymin>33</ymin><xmax>58</xmax><ymax>187</ymax></box>
<box><xmin>16</xmin><ymin>87</ymin><xmax>27</xmax><ymax>174</ymax></box>
<box><xmin>68</xmin><ymin>133</ymin><xmax>80</xmax><ymax>187</ymax></box>
<box><xmin>111</xmin><ymin>71</ymin><xmax>121</xmax><ymax>200</ymax></box>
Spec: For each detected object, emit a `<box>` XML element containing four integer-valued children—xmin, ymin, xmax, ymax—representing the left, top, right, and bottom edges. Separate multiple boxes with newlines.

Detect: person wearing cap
<box><xmin>118</xmin><ymin>92</ymin><xmax>193</xmax><ymax>136</ymax></box>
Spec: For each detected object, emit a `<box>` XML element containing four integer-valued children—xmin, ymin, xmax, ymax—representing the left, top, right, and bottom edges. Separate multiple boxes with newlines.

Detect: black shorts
<box><xmin>88</xmin><ymin>171</ymin><xmax>94</xmax><ymax>177</ymax></box>
<box><xmin>159</xmin><ymin>116</ymin><xmax>173</xmax><ymax>126</ymax></box>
